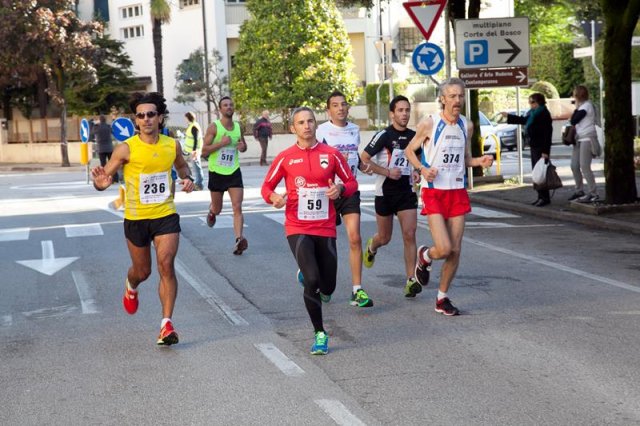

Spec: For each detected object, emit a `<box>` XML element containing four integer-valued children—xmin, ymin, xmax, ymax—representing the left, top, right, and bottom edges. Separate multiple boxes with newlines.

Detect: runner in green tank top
<box><xmin>201</xmin><ymin>96</ymin><xmax>249</xmax><ymax>255</ymax></box>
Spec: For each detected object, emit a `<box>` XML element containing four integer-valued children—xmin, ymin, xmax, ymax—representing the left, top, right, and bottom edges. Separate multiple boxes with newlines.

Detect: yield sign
<box><xmin>403</xmin><ymin>0</ymin><xmax>447</xmax><ymax>41</ymax></box>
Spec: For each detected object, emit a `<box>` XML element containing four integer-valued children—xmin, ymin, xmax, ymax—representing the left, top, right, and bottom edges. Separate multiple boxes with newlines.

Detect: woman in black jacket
<box><xmin>501</xmin><ymin>93</ymin><xmax>553</xmax><ymax>206</ymax></box>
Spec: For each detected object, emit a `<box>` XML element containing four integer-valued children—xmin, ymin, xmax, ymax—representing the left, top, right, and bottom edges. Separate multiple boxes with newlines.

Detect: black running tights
<box><xmin>287</xmin><ymin>234</ymin><xmax>337</xmax><ymax>333</ymax></box>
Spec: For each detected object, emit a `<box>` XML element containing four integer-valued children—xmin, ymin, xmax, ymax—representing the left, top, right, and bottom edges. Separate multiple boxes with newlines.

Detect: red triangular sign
<box><xmin>403</xmin><ymin>0</ymin><xmax>447</xmax><ymax>41</ymax></box>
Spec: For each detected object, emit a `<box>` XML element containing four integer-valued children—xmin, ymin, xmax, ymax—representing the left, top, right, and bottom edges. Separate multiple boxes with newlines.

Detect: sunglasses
<box><xmin>135</xmin><ymin>111</ymin><xmax>159</xmax><ymax>119</ymax></box>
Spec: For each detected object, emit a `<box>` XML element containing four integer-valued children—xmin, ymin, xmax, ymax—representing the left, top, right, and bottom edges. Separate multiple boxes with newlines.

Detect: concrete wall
<box><xmin>0</xmin><ymin>142</ymin><xmax>92</xmax><ymax>164</ymax></box>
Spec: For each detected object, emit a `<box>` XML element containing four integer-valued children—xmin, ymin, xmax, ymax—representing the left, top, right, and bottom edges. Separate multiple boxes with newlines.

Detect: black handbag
<box><xmin>534</xmin><ymin>162</ymin><xmax>563</xmax><ymax>191</ymax></box>
<box><xmin>562</xmin><ymin>125</ymin><xmax>576</xmax><ymax>145</ymax></box>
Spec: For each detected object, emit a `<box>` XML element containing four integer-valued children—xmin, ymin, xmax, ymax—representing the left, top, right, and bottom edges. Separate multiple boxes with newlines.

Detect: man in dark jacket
<box><xmin>252</xmin><ymin>110</ymin><xmax>272</xmax><ymax>166</ymax></box>
<box><xmin>502</xmin><ymin>93</ymin><xmax>553</xmax><ymax>206</ymax></box>
<box><xmin>92</xmin><ymin>115</ymin><xmax>119</xmax><ymax>183</ymax></box>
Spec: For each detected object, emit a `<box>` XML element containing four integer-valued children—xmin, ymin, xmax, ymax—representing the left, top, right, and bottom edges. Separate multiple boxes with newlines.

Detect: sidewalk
<box><xmin>2</xmin><ymin>132</ymin><xmax>639</xmax><ymax>235</ymax></box>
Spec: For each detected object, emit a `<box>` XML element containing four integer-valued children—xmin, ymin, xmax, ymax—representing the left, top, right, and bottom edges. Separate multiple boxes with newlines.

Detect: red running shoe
<box><xmin>157</xmin><ymin>320</ymin><xmax>179</xmax><ymax>346</ymax></box>
<box><xmin>206</xmin><ymin>210</ymin><xmax>216</xmax><ymax>228</ymax></box>
<box><xmin>123</xmin><ymin>284</ymin><xmax>138</xmax><ymax>315</ymax></box>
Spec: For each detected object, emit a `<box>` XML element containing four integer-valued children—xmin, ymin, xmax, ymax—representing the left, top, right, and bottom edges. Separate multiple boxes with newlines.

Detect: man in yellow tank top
<box><xmin>202</xmin><ymin>96</ymin><xmax>249</xmax><ymax>255</ymax></box>
<box><xmin>91</xmin><ymin>92</ymin><xmax>195</xmax><ymax>346</ymax></box>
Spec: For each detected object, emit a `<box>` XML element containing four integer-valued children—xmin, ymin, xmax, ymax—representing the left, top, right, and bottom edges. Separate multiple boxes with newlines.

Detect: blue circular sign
<box><xmin>80</xmin><ymin>118</ymin><xmax>90</xmax><ymax>143</ymax></box>
<box><xmin>412</xmin><ymin>42</ymin><xmax>445</xmax><ymax>76</ymax></box>
<box><xmin>111</xmin><ymin>117</ymin><xmax>135</xmax><ymax>142</ymax></box>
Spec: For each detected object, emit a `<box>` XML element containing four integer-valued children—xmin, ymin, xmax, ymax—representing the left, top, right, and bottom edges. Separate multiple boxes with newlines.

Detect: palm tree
<box><xmin>150</xmin><ymin>0</ymin><xmax>171</xmax><ymax>95</ymax></box>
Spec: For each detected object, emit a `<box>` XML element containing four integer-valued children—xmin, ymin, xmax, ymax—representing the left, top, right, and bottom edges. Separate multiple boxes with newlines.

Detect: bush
<box><xmin>531</xmin><ymin>43</ymin><xmax>583</xmax><ymax>97</ymax></box>
<box><xmin>530</xmin><ymin>81</ymin><xmax>560</xmax><ymax>100</ymax></box>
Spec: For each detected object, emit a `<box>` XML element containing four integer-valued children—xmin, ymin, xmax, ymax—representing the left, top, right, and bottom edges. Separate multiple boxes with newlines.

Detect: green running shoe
<box><xmin>311</xmin><ymin>331</ymin><xmax>328</xmax><ymax>355</ymax></box>
<box><xmin>350</xmin><ymin>288</ymin><xmax>373</xmax><ymax>307</ymax></box>
<box><xmin>319</xmin><ymin>292</ymin><xmax>331</xmax><ymax>303</ymax></box>
<box><xmin>404</xmin><ymin>277</ymin><xmax>422</xmax><ymax>298</ymax></box>
<box><xmin>363</xmin><ymin>237</ymin><xmax>376</xmax><ymax>268</ymax></box>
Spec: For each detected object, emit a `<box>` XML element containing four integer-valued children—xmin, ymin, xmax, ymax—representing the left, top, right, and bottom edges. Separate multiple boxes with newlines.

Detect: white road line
<box><xmin>65</xmin><ymin>223</ymin><xmax>104</xmax><ymax>238</ymax></box>
<box><xmin>71</xmin><ymin>271</ymin><xmax>100</xmax><ymax>314</ymax></box>
<box><xmin>465</xmin><ymin>222</ymin><xmax>565</xmax><ymax>229</ymax></box>
<box><xmin>471</xmin><ymin>206</ymin><xmax>520</xmax><ymax>218</ymax></box>
<box><xmin>315</xmin><ymin>399</ymin><xmax>367</xmax><ymax>426</ymax></box>
<box><xmin>1</xmin><ymin>315</ymin><xmax>12</xmax><ymax>327</ymax></box>
<box><xmin>264</xmin><ymin>213</ymin><xmax>285</xmax><ymax>225</ymax></box>
<box><xmin>175</xmin><ymin>258</ymin><xmax>248</xmax><ymax>326</ymax></box>
<box><xmin>197</xmin><ymin>215</ymin><xmax>247</xmax><ymax>228</ymax></box>
<box><xmin>0</xmin><ymin>227</ymin><xmax>30</xmax><ymax>241</ymax></box>
<box><xmin>254</xmin><ymin>343</ymin><xmax>305</xmax><ymax>377</ymax></box>
<box><xmin>465</xmin><ymin>237</ymin><xmax>640</xmax><ymax>293</ymax></box>
<box><xmin>22</xmin><ymin>305</ymin><xmax>78</xmax><ymax>319</ymax></box>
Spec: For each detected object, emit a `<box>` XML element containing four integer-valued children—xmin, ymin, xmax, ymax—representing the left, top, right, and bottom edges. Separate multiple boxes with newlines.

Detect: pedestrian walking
<box><xmin>90</xmin><ymin>92</ymin><xmax>195</xmax><ymax>345</ymax></box>
<box><xmin>568</xmin><ymin>85</ymin><xmax>600</xmax><ymax>203</ymax></box>
<box><xmin>253</xmin><ymin>110</ymin><xmax>273</xmax><ymax>166</ymax></box>
<box><xmin>183</xmin><ymin>111</ymin><xmax>205</xmax><ymax>190</ymax></box>
<box><xmin>92</xmin><ymin>115</ymin><xmax>119</xmax><ymax>183</ymax></box>
<box><xmin>502</xmin><ymin>93</ymin><xmax>553</xmax><ymax>207</ymax></box>
<box><xmin>405</xmin><ymin>78</ymin><xmax>493</xmax><ymax>316</ymax></box>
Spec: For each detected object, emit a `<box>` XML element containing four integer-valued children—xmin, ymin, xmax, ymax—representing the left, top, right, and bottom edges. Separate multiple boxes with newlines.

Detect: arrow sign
<box><xmin>459</xmin><ymin>67</ymin><xmax>529</xmax><ymax>89</ymax></box>
<box><xmin>412</xmin><ymin>42</ymin><xmax>445</xmax><ymax>76</ymax></box>
<box><xmin>112</xmin><ymin>117</ymin><xmax>135</xmax><ymax>142</ymax></box>
<box><xmin>497</xmin><ymin>38</ymin><xmax>522</xmax><ymax>63</ymax></box>
<box><xmin>403</xmin><ymin>0</ymin><xmax>447</xmax><ymax>41</ymax></box>
<box><xmin>16</xmin><ymin>240</ymin><xmax>79</xmax><ymax>276</ymax></box>
<box><xmin>80</xmin><ymin>118</ymin><xmax>90</xmax><ymax>143</ymax></box>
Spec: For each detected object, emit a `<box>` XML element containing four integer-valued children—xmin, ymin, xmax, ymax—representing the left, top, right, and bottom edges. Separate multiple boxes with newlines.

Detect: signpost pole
<box><xmin>591</xmin><ymin>20</ymin><xmax>604</xmax><ymax>130</ymax></box>
<box><xmin>516</xmin><ymin>86</ymin><xmax>523</xmax><ymax>184</ymax></box>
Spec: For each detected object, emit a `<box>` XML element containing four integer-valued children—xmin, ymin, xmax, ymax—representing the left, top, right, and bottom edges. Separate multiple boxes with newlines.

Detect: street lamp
<box><xmin>201</xmin><ymin>0</ymin><xmax>212</xmax><ymax>125</ymax></box>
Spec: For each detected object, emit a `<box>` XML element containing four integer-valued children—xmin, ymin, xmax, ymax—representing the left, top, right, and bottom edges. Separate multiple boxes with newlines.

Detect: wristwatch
<box><xmin>184</xmin><ymin>175</ymin><xmax>194</xmax><ymax>182</ymax></box>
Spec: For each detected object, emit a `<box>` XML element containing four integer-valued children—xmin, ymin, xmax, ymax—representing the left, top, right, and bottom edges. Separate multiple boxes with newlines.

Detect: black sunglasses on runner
<box><xmin>135</xmin><ymin>111</ymin><xmax>159</xmax><ymax>119</ymax></box>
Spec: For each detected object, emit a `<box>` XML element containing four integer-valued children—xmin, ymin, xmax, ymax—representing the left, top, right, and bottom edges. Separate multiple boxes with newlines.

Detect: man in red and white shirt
<box><xmin>261</xmin><ymin>107</ymin><xmax>357</xmax><ymax>355</ymax></box>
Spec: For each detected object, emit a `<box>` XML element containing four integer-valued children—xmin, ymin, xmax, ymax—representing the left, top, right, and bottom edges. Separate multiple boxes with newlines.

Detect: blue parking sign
<box><xmin>464</xmin><ymin>40</ymin><xmax>489</xmax><ymax>66</ymax></box>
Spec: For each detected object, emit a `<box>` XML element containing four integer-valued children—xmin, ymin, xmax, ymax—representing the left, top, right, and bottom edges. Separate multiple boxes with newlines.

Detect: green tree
<box><xmin>174</xmin><ymin>48</ymin><xmax>229</xmax><ymax>122</ymax></box>
<box><xmin>601</xmin><ymin>0</ymin><xmax>639</xmax><ymax>204</ymax></box>
<box><xmin>150</xmin><ymin>0</ymin><xmax>171</xmax><ymax>95</ymax></box>
<box><xmin>515</xmin><ymin>1</ymin><xmax>576</xmax><ymax>45</ymax></box>
<box><xmin>231</xmin><ymin>0</ymin><xmax>360</xmax><ymax>126</ymax></box>
<box><xmin>25</xmin><ymin>1</ymin><xmax>101</xmax><ymax>166</ymax></box>
<box><xmin>65</xmin><ymin>34</ymin><xmax>137</xmax><ymax>115</ymax></box>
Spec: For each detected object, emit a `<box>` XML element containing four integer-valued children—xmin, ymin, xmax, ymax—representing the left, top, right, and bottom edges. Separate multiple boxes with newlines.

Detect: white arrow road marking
<box><xmin>71</xmin><ymin>271</ymin><xmax>100</xmax><ymax>314</ymax></box>
<box><xmin>0</xmin><ymin>227</ymin><xmax>29</xmax><ymax>241</ymax></box>
<box><xmin>254</xmin><ymin>343</ymin><xmax>305</xmax><ymax>377</ymax></box>
<box><xmin>65</xmin><ymin>223</ymin><xmax>104</xmax><ymax>238</ymax></box>
<box><xmin>16</xmin><ymin>240</ymin><xmax>79</xmax><ymax>276</ymax></box>
<box><xmin>315</xmin><ymin>400</ymin><xmax>366</xmax><ymax>426</ymax></box>
<box><xmin>22</xmin><ymin>305</ymin><xmax>78</xmax><ymax>319</ymax></box>
<box><xmin>113</xmin><ymin>121</ymin><xmax>131</xmax><ymax>138</ymax></box>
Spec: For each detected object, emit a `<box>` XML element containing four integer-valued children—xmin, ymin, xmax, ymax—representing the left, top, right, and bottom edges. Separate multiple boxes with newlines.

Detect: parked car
<box><xmin>479</xmin><ymin>111</ymin><xmax>501</xmax><ymax>157</ymax></box>
<box><xmin>491</xmin><ymin>109</ymin><xmax>529</xmax><ymax>150</ymax></box>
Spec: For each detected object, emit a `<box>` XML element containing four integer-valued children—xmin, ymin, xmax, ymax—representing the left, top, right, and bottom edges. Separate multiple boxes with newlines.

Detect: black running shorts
<box><xmin>124</xmin><ymin>213</ymin><xmax>181</xmax><ymax>247</ymax></box>
<box><xmin>208</xmin><ymin>169</ymin><xmax>244</xmax><ymax>192</ymax></box>
<box><xmin>374</xmin><ymin>191</ymin><xmax>418</xmax><ymax>217</ymax></box>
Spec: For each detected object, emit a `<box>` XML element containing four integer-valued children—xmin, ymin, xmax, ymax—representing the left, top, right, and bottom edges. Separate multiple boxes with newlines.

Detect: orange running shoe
<box><xmin>123</xmin><ymin>283</ymin><xmax>138</xmax><ymax>315</ymax></box>
<box><xmin>157</xmin><ymin>320</ymin><xmax>179</xmax><ymax>346</ymax></box>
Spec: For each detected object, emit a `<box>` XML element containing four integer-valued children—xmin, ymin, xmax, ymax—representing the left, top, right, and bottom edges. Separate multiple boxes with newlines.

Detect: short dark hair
<box><xmin>291</xmin><ymin>106</ymin><xmax>315</xmax><ymax>122</ymax></box>
<box><xmin>326</xmin><ymin>90</ymin><xmax>346</xmax><ymax>109</ymax></box>
<box><xmin>389</xmin><ymin>95</ymin><xmax>410</xmax><ymax>112</ymax></box>
<box><xmin>129</xmin><ymin>92</ymin><xmax>168</xmax><ymax>128</ymax></box>
<box><xmin>529</xmin><ymin>92</ymin><xmax>546</xmax><ymax>106</ymax></box>
<box><xmin>218</xmin><ymin>96</ymin><xmax>232</xmax><ymax>108</ymax></box>
<box><xmin>185</xmin><ymin>111</ymin><xmax>195</xmax><ymax>122</ymax></box>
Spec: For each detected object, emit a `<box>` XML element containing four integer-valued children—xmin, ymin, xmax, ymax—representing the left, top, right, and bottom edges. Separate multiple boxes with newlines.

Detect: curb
<box><xmin>469</xmin><ymin>193</ymin><xmax>640</xmax><ymax>236</ymax></box>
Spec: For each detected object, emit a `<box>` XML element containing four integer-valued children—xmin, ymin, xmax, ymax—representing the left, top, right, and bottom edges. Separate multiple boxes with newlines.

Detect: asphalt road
<box><xmin>1</xmin><ymin>164</ymin><xmax>639</xmax><ymax>425</ymax></box>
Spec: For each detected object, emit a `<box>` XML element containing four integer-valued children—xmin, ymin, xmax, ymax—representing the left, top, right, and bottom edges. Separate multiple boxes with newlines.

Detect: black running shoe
<box><xmin>415</xmin><ymin>245</ymin><xmax>432</xmax><ymax>287</ymax></box>
<box><xmin>435</xmin><ymin>297</ymin><xmax>460</xmax><ymax>316</ymax></box>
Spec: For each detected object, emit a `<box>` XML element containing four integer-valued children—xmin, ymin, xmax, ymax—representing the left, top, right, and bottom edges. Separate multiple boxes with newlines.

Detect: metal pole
<box><xmin>201</xmin><ymin>0</ymin><xmax>212</xmax><ymax>125</ymax></box>
<box><xmin>444</xmin><ymin>3</ymin><xmax>450</xmax><ymax>79</ymax></box>
<box><xmin>591</xmin><ymin>20</ymin><xmax>604</xmax><ymax>131</ymax></box>
<box><xmin>465</xmin><ymin>88</ymin><xmax>473</xmax><ymax>189</ymax></box>
<box><xmin>516</xmin><ymin>86</ymin><xmax>523</xmax><ymax>184</ymax></box>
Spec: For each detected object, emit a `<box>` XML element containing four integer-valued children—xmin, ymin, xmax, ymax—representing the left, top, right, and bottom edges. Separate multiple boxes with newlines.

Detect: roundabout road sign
<box><xmin>412</xmin><ymin>42</ymin><xmax>445</xmax><ymax>76</ymax></box>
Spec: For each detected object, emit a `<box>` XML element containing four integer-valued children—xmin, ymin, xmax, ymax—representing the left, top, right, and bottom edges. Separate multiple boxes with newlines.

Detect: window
<box><xmin>122</xmin><ymin>25</ymin><xmax>144</xmax><ymax>39</ymax></box>
<box><xmin>180</xmin><ymin>0</ymin><xmax>200</xmax><ymax>7</ymax></box>
<box><xmin>226</xmin><ymin>0</ymin><xmax>246</xmax><ymax>3</ymax></box>
<box><xmin>120</xmin><ymin>4</ymin><xmax>143</xmax><ymax>19</ymax></box>
<box><xmin>94</xmin><ymin>0</ymin><xmax>110</xmax><ymax>21</ymax></box>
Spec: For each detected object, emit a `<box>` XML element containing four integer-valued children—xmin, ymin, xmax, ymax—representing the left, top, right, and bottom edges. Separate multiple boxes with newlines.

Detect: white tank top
<box><xmin>421</xmin><ymin>114</ymin><xmax>467</xmax><ymax>190</ymax></box>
